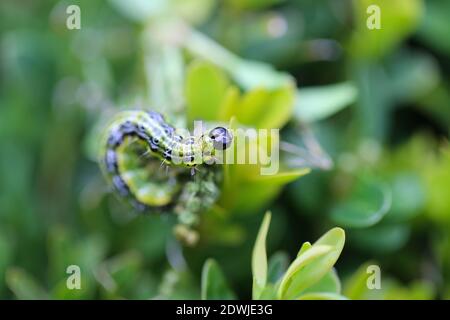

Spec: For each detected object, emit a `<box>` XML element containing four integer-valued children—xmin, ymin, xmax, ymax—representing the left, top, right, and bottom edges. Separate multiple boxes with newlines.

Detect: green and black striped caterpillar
<box><xmin>99</xmin><ymin>110</ymin><xmax>232</xmax><ymax>214</ymax></box>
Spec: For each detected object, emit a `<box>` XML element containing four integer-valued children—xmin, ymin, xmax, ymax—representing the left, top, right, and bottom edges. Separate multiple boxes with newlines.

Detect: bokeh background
<box><xmin>0</xmin><ymin>0</ymin><xmax>449</xmax><ymax>299</ymax></box>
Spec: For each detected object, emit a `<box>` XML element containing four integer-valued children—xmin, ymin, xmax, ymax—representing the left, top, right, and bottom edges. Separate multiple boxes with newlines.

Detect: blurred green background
<box><xmin>0</xmin><ymin>0</ymin><xmax>449</xmax><ymax>299</ymax></box>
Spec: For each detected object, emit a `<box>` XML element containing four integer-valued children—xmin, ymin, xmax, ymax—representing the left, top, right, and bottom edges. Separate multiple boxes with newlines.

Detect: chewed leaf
<box><xmin>252</xmin><ymin>212</ymin><xmax>271</xmax><ymax>299</ymax></box>
<box><xmin>201</xmin><ymin>259</ymin><xmax>236</xmax><ymax>300</ymax></box>
<box><xmin>330</xmin><ymin>178</ymin><xmax>392</xmax><ymax>228</ymax></box>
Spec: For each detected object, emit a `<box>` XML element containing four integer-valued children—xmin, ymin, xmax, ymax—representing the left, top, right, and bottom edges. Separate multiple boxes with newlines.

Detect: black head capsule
<box><xmin>209</xmin><ymin>127</ymin><xmax>233</xmax><ymax>150</ymax></box>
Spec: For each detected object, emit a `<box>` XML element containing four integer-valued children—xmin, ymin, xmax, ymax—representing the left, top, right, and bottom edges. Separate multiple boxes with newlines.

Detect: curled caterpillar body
<box><xmin>100</xmin><ymin>110</ymin><xmax>232</xmax><ymax>212</ymax></box>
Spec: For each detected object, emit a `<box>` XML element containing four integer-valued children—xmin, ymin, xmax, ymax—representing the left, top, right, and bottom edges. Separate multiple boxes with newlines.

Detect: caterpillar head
<box><xmin>198</xmin><ymin>127</ymin><xmax>233</xmax><ymax>165</ymax></box>
<box><xmin>208</xmin><ymin>127</ymin><xmax>233</xmax><ymax>150</ymax></box>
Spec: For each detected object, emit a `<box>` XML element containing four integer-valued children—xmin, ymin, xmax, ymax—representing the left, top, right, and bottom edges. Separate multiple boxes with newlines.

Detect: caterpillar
<box><xmin>99</xmin><ymin>110</ymin><xmax>232</xmax><ymax>214</ymax></box>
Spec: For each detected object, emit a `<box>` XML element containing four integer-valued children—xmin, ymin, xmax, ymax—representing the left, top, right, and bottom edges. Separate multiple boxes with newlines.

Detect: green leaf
<box><xmin>383</xmin><ymin>280</ymin><xmax>435</xmax><ymax>300</ymax></box>
<box><xmin>343</xmin><ymin>262</ymin><xmax>374</xmax><ymax>300</ymax></box>
<box><xmin>225</xmin><ymin>0</ymin><xmax>284</xmax><ymax>11</ymax></box>
<box><xmin>94</xmin><ymin>251</ymin><xmax>143</xmax><ymax>298</ymax></box>
<box><xmin>423</xmin><ymin>148</ymin><xmax>450</xmax><ymax>224</ymax></box>
<box><xmin>0</xmin><ymin>233</ymin><xmax>13</xmax><ymax>292</ymax></box>
<box><xmin>158</xmin><ymin>270</ymin><xmax>200</xmax><ymax>299</ymax></box>
<box><xmin>236</xmin><ymin>84</ymin><xmax>295</xmax><ymax>129</ymax></box>
<box><xmin>232</xmin><ymin>60</ymin><xmax>294</xmax><ymax>91</ymax></box>
<box><xmin>418</xmin><ymin>0</ymin><xmax>450</xmax><ymax>55</ymax></box>
<box><xmin>185</xmin><ymin>61</ymin><xmax>230</xmax><ymax>123</ymax></box>
<box><xmin>297</xmin><ymin>242</ymin><xmax>312</xmax><ymax>257</ymax></box>
<box><xmin>258</xmin><ymin>283</ymin><xmax>278</xmax><ymax>300</ymax></box>
<box><xmin>109</xmin><ymin>0</ymin><xmax>167</xmax><ymax>22</ymax></box>
<box><xmin>220</xmin><ymin>168</ymin><xmax>309</xmax><ymax>214</ymax></box>
<box><xmin>348</xmin><ymin>224</ymin><xmax>410</xmax><ymax>253</ymax></box>
<box><xmin>48</xmin><ymin>228</ymin><xmax>106</xmax><ymax>299</ymax></box>
<box><xmin>300</xmin><ymin>268</ymin><xmax>341</xmax><ymax>295</ymax></box>
<box><xmin>267</xmin><ymin>252</ymin><xmax>289</xmax><ymax>284</ymax></box>
<box><xmin>110</xmin><ymin>0</ymin><xmax>215</xmax><ymax>24</ymax></box>
<box><xmin>220</xmin><ymin>122</ymin><xmax>310</xmax><ymax>214</ymax></box>
<box><xmin>201</xmin><ymin>259</ymin><xmax>236</xmax><ymax>300</ymax></box>
<box><xmin>277</xmin><ymin>245</ymin><xmax>332</xmax><ymax>299</ymax></box>
<box><xmin>294</xmin><ymin>83</ymin><xmax>357</xmax><ymax>123</ymax></box>
<box><xmin>386</xmin><ymin>173</ymin><xmax>425</xmax><ymax>222</ymax></box>
<box><xmin>252</xmin><ymin>212</ymin><xmax>271</xmax><ymax>299</ymax></box>
<box><xmin>278</xmin><ymin>228</ymin><xmax>345</xmax><ymax>299</ymax></box>
<box><xmin>388</xmin><ymin>50</ymin><xmax>440</xmax><ymax>103</ymax></box>
<box><xmin>330</xmin><ymin>178</ymin><xmax>392</xmax><ymax>228</ymax></box>
<box><xmin>297</xmin><ymin>292</ymin><xmax>348</xmax><ymax>300</ymax></box>
<box><xmin>6</xmin><ymin>267</ymin><xmax>49</xmax><ymax>299</ymax></box>
<box><xmin>349</xmin><ymin>0</ymin><xmax>423</xmax><ymax>59</ymax></box>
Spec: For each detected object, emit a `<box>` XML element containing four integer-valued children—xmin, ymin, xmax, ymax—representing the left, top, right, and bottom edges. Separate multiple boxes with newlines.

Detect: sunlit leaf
<box><xmin>185</xmin><ymin>61</ymin><xmax>230</xmax><ymax>123</ymax></box>
<box><xmin>297</xmin><ymin>292</ymin><xmax>348</xmax><ymax>300</ymax></box>
<box><xmin>278</xmin><ymin>228</ymin><xmax>345</xmax><ymax>299</ymax></box>
<box><xmin>300</xmin><ymin>268</ymin><xmax>341</xmax><ymax>295</ymax></box>
<box><xmin>252</xmin><ymin>212</ymin><xmax>271</xmax><ymax>299</ymax></box>
<box><xmin>238</xmin><ymin>84</ymin><xmax>295</xmax><ymax>129</ymax></box>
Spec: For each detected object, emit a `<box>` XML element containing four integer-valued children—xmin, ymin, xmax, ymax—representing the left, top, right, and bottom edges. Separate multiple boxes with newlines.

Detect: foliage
<box><xmin>0</xmin><ymin>0</ymin><xmax>449</xmax><ymax>300</ymax></box>
<box><xmin>201</xmin><ymin>212</ymin><xmax>346</xmax><ymax>300</ymax></box>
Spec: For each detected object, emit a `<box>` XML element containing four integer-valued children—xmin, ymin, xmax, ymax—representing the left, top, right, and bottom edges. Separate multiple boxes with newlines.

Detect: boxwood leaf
<box><xmin>330</xmin><ymin>178</ymin><xmax>391</xmax><ymax>228</ymax></box>
<box><xmin>252</xmin><ymin>212</ymin><xmax>271</xmax><ymax>299</ymax></box>
<box><xmin>201</xmin><ymin>259</ymin><xmax>236</xmax><ymax>300</ymax></box>
<box><xmin>294</xmin><ymin>82</ymin><xmax>357</xmax><ymax>123</ymax></box>
<box><xmin>278</xmin><ymin>228</ymin><xmax>345</xmax><ymax>299</ymax></box>
<box><xmin>185</xmin><ymin>61</ymin><xmax>230</xmax><ymax>123</ymax></box>
<box><xmin>297</xmin><ymin>292</ymin><xmax>348</xmax><ymax>300</ymax></box>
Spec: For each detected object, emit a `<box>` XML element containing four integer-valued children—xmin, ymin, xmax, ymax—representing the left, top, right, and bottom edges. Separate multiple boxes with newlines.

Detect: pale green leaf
<box><xmin>185</xmin><ymin>61</ymin><xmax>230</xmax><ymax>123</ymax></box>
<box><xmin>294</xmin><ymin>82</ymin><xmax>357</xmax><ymax>123</ymax></box>
<box><xmin>300</xmin><ymin>268</ymin><xmax>341</xmax><ymax>295</ymax></box>
<box><xmin>252</xmin><ymin>212</ymin><xmax>271</xmax><ymax>299</ymax></box>
<box><xmin>6</xmin><ymin>267</ymin><xmax>49</xmax><ymax>299</ymax></box>
<box><xmin>297</xmin><ymin>292</ymin><xmax>348</xmax><ymax>300</ymax></box>
<box><xmin>278</xmin><ymin>228</ymin><xmax>345</xmax><ymax>299</ymax></box>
